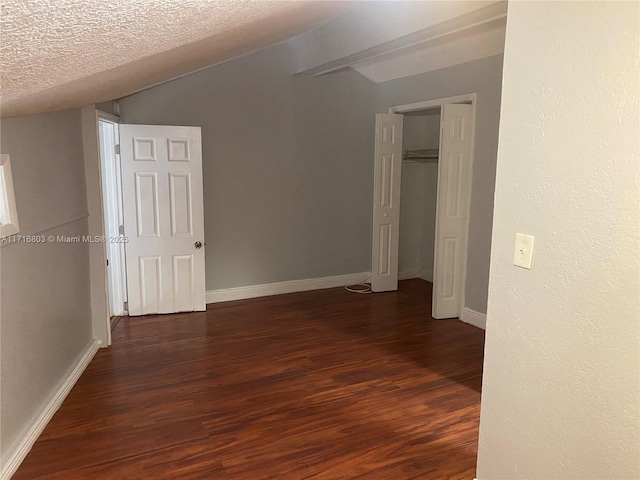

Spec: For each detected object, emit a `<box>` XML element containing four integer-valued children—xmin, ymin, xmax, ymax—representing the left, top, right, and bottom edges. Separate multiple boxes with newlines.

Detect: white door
<box><xmin>371</xmin><ymin>114</ymin><xmax>403</xmax><ymax>292</ymax></box>
<box><xmin>432</xmin><ymin>104</ymin><xmax>474</xmax><ymax>319</ymax></box>
<box><xmin>120</xmin><ymin>125</ymin><xmax>206</xmax><ymax>316</ymax></box>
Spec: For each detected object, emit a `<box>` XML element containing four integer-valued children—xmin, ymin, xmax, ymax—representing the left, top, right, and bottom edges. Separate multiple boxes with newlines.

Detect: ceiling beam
<box><xmin>289</xmin><ymin>1</ymin><xmax>507</xmax><ymax>76</ymax></box>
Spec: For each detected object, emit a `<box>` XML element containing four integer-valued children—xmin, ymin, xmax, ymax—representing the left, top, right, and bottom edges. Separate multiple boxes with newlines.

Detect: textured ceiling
<box><xmin>0</xmin><ymin>0</ymin><xmax>349</xmax><ymax>117</ymax></box>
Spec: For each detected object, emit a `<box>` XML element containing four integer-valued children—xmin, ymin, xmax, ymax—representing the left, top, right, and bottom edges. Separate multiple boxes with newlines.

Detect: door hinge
<box><xmin>115</xmin><ymin>144</ymin><xmax>121</xmax><ymax>155</ymax></box>
<box><xmin>119</xmin><ymin>225</ymin><xmax>125</xmax><ymax>235</ymax></box>
<box><xmin>123</xmin><ymin>301</ymin><xmax>128</xmax><ymax>312</ymax></box>
<box><xmin>106</xmin><ymin>258</ymin><xmax>109</xmax><ymax>266</ymax></box>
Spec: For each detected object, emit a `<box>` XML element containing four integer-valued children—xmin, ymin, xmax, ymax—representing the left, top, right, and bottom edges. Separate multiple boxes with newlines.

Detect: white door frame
<box><xmin>389</xmin><ymin>93</ymin><xmax>477</xmax><ymax>318</ymax></box>
<box><xmin>88</xmin><ymin>113</ymin><xmax>206</xmax><ymax>339</ymax></box>
<box><xmin>389</xmin><ymin>93</ymin><xmax>477</xmax><ymax>115</ymax></box>
<box><xmin>97</xmin><ymin>113</ymin><xmax>128</xmax><ymax>318</ymax></box>
<box><xmin>81</xmin><ymin>105</ymin><xmax>118</xmax><ymax>346</ymax></box>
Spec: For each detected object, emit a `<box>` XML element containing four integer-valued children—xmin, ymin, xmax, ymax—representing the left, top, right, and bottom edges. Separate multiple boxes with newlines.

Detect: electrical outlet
<box><xmin>513</xmin><ymin>233</ymin><xmax>534</xmax><ymax>269</ymax></box>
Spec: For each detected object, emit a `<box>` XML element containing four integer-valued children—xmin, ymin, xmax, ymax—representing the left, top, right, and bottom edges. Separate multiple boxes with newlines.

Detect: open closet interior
<box><xmin>399</xmin><ymin>106</ymin><xmax>441</xmax><ymax>282</ymax></box>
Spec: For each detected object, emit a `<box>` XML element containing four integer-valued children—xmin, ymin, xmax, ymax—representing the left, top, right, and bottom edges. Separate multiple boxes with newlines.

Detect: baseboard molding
<box><xmin>206</xmin><ymin>272</ymin><xmax>372</xmax><ymax>304</ymax></box>
<box><xmin>461</xmin><ymin>307</ymin><xmax>487</xmax><ymax>330</ymax></box>
<box><xmin>1</xmin><ymin>340</ymin><xmax>101</xmax><ymax>480</ymax></box>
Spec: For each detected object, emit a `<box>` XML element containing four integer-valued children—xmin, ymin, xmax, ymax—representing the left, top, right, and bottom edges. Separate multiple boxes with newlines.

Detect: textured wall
<box><xmin>0</xmin><ymin>109</ymin><xmax>93</xmax><ymax>465</ymax></box>
<box><xmin>119</xmin><ymin>42</ymin><xmax>377</xmax><ymax>291</ymax></box>
<box><xmin>477</xmin><ymin>2</ymin><xmax>640</xmax><ymax>478</ymax></box>
<box><xmin>377</xmin><ymin>54</ymin><xmax>504</xmax><ymax>314</ymax></box>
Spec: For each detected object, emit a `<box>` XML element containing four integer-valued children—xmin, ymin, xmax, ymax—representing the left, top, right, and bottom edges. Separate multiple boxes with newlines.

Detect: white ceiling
<box><xmin>0</xmin><ymin>0</ymin><xmax>350</xmax><ymax>117</ymax></box>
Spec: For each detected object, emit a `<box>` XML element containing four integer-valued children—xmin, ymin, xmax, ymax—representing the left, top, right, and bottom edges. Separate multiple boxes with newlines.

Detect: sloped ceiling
<box><xmin>0</xmin><ymin>0</ymin><xmax>350</xmax><ymax>118</ymax></box>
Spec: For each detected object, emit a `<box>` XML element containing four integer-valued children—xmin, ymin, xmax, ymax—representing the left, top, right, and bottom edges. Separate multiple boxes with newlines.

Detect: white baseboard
<box><xmin>1</xmin><ymin>340</ymin><xmax>101</xmax><ymax>480</ymax></box>
<box><xmin>461</xmin><ymin>307</ymin><xmax>487</xmax><ymax>330</ymax></box>
<box><xmin>206</xmin><ymin>272</ymin><xmax>372</xmax><ymax>304</ymax></box>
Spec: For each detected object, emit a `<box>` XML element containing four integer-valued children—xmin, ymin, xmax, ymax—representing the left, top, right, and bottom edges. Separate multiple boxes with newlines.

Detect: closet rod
<box><xmin>402</xmin><ymin>148</ymin><xmax>439</xmax><ymax>162</ymax></box>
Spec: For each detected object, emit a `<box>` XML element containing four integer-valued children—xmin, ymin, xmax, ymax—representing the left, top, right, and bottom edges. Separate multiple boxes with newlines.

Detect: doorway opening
<box><xmin>371</xmin><ymin>94</ymin><xmax>476</xmax><ymax>320</ymax></box>
<box><xmin>95</xmin><ymin>117</ymin><xmax>207</xmax><ymax>331</ymax></box>
<box><xmin>398</xmin><ymin>106</ymin><xmax>441</xmax><ymax>286</ymax></box>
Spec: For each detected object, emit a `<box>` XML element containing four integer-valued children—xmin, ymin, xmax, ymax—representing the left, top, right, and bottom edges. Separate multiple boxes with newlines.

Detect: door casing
<box><xmin>98</xmin><ymin>116</ymin><xmax>128</xmax><ymax>318</ymax></box>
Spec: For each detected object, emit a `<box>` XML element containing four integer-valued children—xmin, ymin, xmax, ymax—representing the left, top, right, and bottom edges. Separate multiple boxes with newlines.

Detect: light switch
<box><xmin>513</xmin><ymin>233</ymin><xmax>534</xmax><ymax>269</ymax></box>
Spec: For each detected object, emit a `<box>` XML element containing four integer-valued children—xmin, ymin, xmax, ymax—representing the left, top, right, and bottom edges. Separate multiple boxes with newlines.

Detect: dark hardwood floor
<box><xmin>15</xmin><ymin>279</ymin><xmax>485</xmax><ymax>479</ymax></box>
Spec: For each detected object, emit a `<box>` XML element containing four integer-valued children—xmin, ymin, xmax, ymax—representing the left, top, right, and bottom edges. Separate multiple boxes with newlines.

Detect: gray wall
<box><xmin>119</xmin><ymin>43</ymin><xmax>377</xmax><ymax>291</ymax></box>
<box><xmin>0</xmin><ymin>110</ymin><xmax>93</xmax><ymax>464</ymax></box>
<box><xmin>119</xmin><ymin>45</ymin><xmax>502</xmax><ymax>314</ymax></box>
<box><xmin>377</xmin><ymin>54</ymin><xmax>504</xmax><ymax>314</ymax></box>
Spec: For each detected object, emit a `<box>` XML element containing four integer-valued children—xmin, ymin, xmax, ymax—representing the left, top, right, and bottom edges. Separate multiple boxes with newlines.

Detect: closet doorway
<box><xmin>398</xmin><ymin>107</ymin><xmax>440</xmax><ymax>285</ymax></box>
<box><xmin>371</xmin><ymin>94</ymin><xmax>476</xmax><ymax>319</ymax></box>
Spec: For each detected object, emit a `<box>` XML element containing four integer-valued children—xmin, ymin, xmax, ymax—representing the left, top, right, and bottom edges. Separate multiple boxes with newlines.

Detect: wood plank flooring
<box><xmin>14</xmin><ymin>279</ymin><xmax>485</xmax><ymax>479</ymax></box>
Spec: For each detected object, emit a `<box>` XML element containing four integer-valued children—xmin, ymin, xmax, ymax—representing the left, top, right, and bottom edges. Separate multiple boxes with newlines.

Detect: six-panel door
<box><xmin>120</xmin><ymin>125</ymin><xmax>206</xmax><ymax>316</ymax></box>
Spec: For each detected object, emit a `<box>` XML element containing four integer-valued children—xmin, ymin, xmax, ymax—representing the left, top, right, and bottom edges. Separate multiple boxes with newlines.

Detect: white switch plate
<box><xmin>513</xmin><ymin>233</ymin><xmax>534</xmax><ymax>269</ymax></box>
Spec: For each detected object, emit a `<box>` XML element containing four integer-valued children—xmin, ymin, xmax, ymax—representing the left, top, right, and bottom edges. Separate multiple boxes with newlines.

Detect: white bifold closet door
<box><xmin>371</xmin><ymin>114</ymin><xmax>404</xmax><ymax>292</ymax></box>
<box><xmin>432</xmin><ymin>104</ymin><xmax>473</xmax><ymax>319</ymax></box>
<box><xmin>120</xmin><ymin>125</ymin><xmax>206</xmax><ymax>316</ymax></box>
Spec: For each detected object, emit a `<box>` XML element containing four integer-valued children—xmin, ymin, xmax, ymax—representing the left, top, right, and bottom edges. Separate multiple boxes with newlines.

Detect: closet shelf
<box><xmin>402</xmin><ymin>148</ymin><xmax>439</xmax><ymax>163</ymax></box>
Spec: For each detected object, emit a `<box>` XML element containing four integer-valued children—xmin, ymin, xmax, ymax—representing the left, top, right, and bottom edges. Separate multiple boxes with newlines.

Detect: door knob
<box><xmin>195</xmin><ymin>241</ymin><xmax>202</xmax><ymax>249</ymax></box>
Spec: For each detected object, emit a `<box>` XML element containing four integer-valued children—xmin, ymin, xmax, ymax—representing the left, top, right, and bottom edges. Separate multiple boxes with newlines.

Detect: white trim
<box><xmin>0</xmin><ymin>155</ymin><xmax>20</xmax><ymax>239</ymax></box>
<box><xmin>82</xmin><ymin>105</ymin><xmax>111</xmax><ymax>346</ymax></box>
<box><xmin>98</xmin><ymin>117</ymin><xmax>127</xmax><ymax>318</ymax></box>
<box><xmin>389</xmin><ymin>93</ymin><xmax>477</xmax><ymax>114</ymax></box>
<box><xmin>206</xmin><ymin>272</ymin><xmax>371</xmax><ymax>304</ymax></box>
<box><xmin>1</xmin><ymin>340</ymin><xmax>101</xmax><ymax>480</ymax></box>
<box><xmin>461</xmin><ymin>307</ymin><xmax>486</xmax><ymax>330</ymax></box>
<box><xmin>96</xmin><ymin>110</ymin><xmax>121</xmax><ymax>124</ymax></box>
